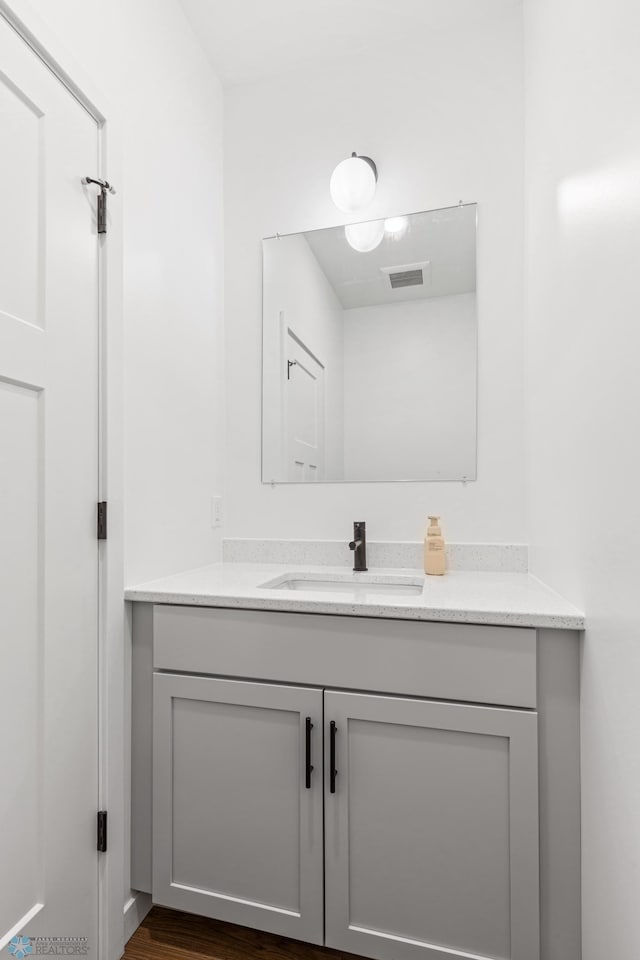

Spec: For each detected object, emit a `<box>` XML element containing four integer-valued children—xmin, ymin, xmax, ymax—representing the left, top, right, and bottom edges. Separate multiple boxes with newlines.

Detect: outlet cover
<box><xmin>211</xmin><ymin>496</ymin><xmax>223</xmax><ymax>528</ymax></box>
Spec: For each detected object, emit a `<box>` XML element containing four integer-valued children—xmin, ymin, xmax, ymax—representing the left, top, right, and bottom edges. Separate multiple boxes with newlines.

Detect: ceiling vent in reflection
<box><xmin>389</xmin><ymin>268</ymin><xmax>423</xmax><ymax>288</ymax></box>
<box><xmin>380</xmin><ymin>261</ymin><xmax>430</xmax><ymax>290</ymax></box>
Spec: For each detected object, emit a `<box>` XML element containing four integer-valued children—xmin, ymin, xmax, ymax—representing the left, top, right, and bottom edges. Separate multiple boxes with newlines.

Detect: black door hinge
<box><xmin>97</xmin><ymin>811</ymin><xmax>107</xmax><ymax>853</ymax></box>
<box><xmin>97</xmin><ymin>501</ymin><xmax>107</xmax><ymax>540</ymax></box>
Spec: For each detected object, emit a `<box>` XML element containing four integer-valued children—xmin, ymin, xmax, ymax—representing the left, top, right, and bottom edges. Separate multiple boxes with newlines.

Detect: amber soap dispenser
<box><xmin>424</xmin><ymin>515</ymin><xmax>446</xmax><ymax>576</ymax></box>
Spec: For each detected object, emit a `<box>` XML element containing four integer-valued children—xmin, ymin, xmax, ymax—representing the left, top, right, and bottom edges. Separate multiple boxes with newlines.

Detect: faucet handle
<box><xmin>348</xmin><ymin>521</ymin><xmax>367</xmax><ymax>572</ymax></box>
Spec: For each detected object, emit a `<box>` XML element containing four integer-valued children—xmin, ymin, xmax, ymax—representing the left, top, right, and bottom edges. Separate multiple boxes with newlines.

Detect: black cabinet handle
<box><xmin>305</xmin><ymin>717</ymin><xmax>314</xmax><ymax>789</ymax></box>
<box><xmin>330</xmin><ymin>720</ymin><xmax>337</xmax><ymax>793</ymax></box>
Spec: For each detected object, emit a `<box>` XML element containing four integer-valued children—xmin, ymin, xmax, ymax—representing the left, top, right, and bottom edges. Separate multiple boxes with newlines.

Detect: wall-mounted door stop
<box><xmin>82</xmin><ymin>176</ymin><xmax>117</xmax><ymax>234</ymax></box>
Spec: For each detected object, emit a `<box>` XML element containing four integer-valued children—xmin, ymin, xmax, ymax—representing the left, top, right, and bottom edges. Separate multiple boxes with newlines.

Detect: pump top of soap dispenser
<box><xmin>427</xmin><ymin>515</ymin><xmax>441</xmax><ymax>534</ymax></box>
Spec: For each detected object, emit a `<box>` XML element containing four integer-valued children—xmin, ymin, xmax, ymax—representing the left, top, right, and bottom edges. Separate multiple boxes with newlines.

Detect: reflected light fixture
<box><xmin>345</xmin><ymin>219</ymin><xmax>385</xmax><ymax>253</ymax></box>
<box><xmin>330</xmin><ymin>152</ymin><xmax>378</xmax><ymax>212</ymax></box>
<box><xmin>384</xmin><ymin>216</ymin><xmax>409</xmax><ymax>239</ymax></box>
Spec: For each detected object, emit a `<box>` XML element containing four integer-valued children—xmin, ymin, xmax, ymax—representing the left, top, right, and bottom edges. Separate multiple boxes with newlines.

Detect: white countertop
<box><xmin>124</xmin><ymin>562</ymin><xmax>585</xmax><ymax>630</ymax></box>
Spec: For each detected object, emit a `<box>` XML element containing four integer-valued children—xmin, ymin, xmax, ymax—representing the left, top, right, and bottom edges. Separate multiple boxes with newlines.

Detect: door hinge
<box><xmin>81</xmin><ymin>177</ymin><xmax>116</xmax><ymax>235</ymax></box>
<box><xmin>97</xmin><ymin>501</ymin><xmax>107</xmax><ymax>540</ymax></box>
<box><xmin>97</xmin><ymin>811</ymin><xmax>107</xmax><ymax>853</ymax></box>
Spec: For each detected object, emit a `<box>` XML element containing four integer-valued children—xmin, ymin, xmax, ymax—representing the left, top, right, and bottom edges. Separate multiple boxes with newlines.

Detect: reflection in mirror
<box><xmin>262</xmin><ymin>203</ymin><xmax>477</xmax><ymax>483</ymax></box>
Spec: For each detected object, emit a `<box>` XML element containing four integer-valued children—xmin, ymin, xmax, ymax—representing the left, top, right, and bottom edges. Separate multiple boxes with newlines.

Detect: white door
<box><xmin>0</xmin><ymin>14</ymin><xmax>100</xmax><ymax>957</ymax></box>
<box><xmin>285</xmin><ymin>329</ymin><xmax>325</xmax><ymax>481</ymax></box>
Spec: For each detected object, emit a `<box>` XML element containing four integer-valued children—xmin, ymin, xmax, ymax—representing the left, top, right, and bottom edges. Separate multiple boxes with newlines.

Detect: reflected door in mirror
<box><xmin>285</xmin><ymin>329</ymin><xmax>325</xmax><ymax>481</ymax></box>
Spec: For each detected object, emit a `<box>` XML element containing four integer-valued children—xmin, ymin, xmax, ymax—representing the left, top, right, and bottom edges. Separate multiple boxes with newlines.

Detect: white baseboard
<box><xmin>124</xmin><ymin>892</ymin><xmax>152</xmax><ymax>945</ymax></box>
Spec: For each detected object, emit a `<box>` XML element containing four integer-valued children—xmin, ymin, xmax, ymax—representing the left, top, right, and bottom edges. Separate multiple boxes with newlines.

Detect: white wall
<box><xmin>225</xmin><ymin>8</ymin><xmax>526</xmax><ymax>543</ymax></box>
<box><xmin>28</xmin><ymin>0</ymin><xmax>225</xmax><ymax>585</ymax></box>
<box><xmin>263</xmin><ymin>234</ymin><xmax>344</xmax><ymax>481</ymax></box>
<box><xmin>343</xmin><ymin>294</ymin><xmax>477</xmax><ymax>481</ymax></box>
<box><xmin>524</xmin><ymin>1</ymin><xmax>640</xmax><ymax>956</ymax></box>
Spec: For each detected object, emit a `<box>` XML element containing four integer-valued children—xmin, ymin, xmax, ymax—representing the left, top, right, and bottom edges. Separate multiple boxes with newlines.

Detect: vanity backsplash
<box><xmin>222</xmin><ymin>539</ymin><xmax>528</xmax><ymax>573</ymax></box>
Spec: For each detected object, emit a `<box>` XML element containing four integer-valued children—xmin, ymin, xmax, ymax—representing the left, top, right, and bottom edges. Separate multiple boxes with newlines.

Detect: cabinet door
<box><xmin>324</xmin><ymin>691</ymin><xmax>539</xmax><ymax>960</ymax></box>
<box><xmin>153</xmin><ymin>673</ymin><xmax>324</xmax><ymax>943</ymax></box>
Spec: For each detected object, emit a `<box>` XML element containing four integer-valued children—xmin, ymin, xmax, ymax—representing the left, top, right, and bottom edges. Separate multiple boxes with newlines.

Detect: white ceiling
<box><xmin>179</xmin><ymin>0</ymin><xmax>521</xmax><ymax>86</ymax></box>
<box><xmin>303</xmin><ymin>203</ymin><xmax>477</xmax><ymax>309</ymax></box>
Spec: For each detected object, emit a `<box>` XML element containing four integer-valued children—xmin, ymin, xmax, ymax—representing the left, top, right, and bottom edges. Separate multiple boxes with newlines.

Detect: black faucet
<box><xmin>349</xmin><ymin>521</ymin><xmax>368</xmax><ymax>572</ymax></box>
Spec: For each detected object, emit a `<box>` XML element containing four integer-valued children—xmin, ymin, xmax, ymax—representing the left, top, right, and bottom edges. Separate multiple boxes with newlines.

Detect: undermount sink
<box><xmin>260</xmin><ymin>573</ymin><xmax>424</xmax><ymax>598</ymax></box>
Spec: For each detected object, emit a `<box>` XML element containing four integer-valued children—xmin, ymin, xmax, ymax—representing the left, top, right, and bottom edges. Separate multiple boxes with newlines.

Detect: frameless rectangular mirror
<box><xmin>262</xmin><ymin>202</ymin><xmax>477</xmax><ymax>483</ymax></box>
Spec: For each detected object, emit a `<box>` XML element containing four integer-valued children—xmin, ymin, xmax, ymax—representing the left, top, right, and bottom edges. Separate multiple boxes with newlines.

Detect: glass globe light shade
<box><xmin>330</xmin><ymin>156</ymin><xmax>377</xmax><ymax>212</ymax></box>
<box><xmin>345</xmin><ymin>220</ymin><xmax>385</xmax><ymax>253</ymax></box>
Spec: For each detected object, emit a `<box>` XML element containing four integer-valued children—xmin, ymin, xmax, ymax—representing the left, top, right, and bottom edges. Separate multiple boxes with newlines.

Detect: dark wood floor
<box><xmin>124</xmin><ymin>908</ymin><xmax>366</xmax><ymax>960</ymax></box>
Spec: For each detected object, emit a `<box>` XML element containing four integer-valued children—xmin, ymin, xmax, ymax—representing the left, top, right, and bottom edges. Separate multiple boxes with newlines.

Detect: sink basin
<box><xmin>260</xmin><ymin>573</ymin><xmax>424</xmax><ymax>598</ymax></box>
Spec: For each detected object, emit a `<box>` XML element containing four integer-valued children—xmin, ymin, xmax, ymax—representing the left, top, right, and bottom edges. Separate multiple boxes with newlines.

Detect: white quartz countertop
<box><xmin>124</xmin><ymin>562</ymin><xmax>585</xmax><ymax>630</ymax></box>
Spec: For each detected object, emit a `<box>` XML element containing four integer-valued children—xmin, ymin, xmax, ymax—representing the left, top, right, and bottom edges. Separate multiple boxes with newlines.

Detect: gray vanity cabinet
<box><xmin>152</xmin><ymin>673</ymin><xmax>324</xmax><ymax>943</ymax></box>
<box><xmin>132</xmin><ymin>605</ymin><xmax>581</xmax><ymax>960</ymax></box>
<box><xmin>324</xmin><ymin>690</ymin><xmax>540</xmax><ymax>960</ymax></box>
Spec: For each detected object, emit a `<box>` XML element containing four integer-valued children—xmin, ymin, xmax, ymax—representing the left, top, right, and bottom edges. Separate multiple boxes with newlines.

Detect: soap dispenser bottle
<box><xmin>424</xmin><ymin>516</ymin><xmax>446</xmax><ymax>576</ymax></box>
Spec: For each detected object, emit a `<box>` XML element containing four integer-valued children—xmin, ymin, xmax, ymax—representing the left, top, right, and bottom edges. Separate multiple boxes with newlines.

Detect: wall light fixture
<box><xmin>330</xmin><ymin>152</ymin><xmax>378</xmax><ymax>212</ymax></box>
